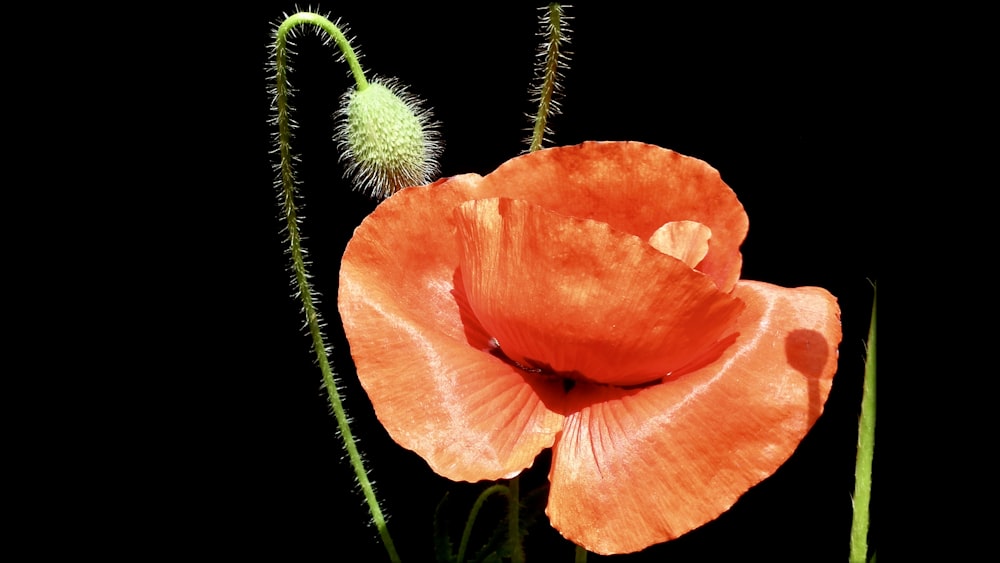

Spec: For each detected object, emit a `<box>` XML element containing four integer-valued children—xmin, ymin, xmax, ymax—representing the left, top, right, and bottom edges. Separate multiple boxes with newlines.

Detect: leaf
<box><xmin>470</xmin><ymin>514</ymin><xmax>511</xmax><ymax>563</ymax></box>
<box><xmin>434</xmin><ymin>492</ymin><xmax>457</xmax><ymax>563</ymax></box>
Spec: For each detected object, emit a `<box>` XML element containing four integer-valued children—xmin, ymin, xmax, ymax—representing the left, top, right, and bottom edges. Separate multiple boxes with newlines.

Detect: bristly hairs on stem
<box><xmin>526</xmin><ymin>4</ymin><xmax>572</xmax><ymax>153</ymax></box>
<box><xmin>268</xmin><ymin>9</ymin><xmax>401</xmax><ymax>563</ymax></box>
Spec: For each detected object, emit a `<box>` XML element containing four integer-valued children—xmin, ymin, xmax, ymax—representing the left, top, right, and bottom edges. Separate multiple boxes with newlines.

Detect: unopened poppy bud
<box><xmin>335</xmin><ymin>78</ymin><xmax>441</xmax><ymax>199</ymax></box>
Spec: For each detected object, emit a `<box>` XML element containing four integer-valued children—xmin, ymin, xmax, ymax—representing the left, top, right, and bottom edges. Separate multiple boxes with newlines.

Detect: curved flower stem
<box><xmin>457</xmin><ymin>484</ymin><xmax>510</xmax><ymax>563</ymax></box>
<box><xmin>271</xmin><ymin>12</ymin><xmax>398</xmax><ymax>563</ymax></box>
<box><xmin>574</xmin><ymin>545</ymin><xmax>587</xmax><ymax>562</ymax></box>
<box><xmin>849</xmin><ymin>285</ymin><xmax>876</xmax><ymax>563</ymax></box>
<box><xmin>276</xmin><ymin>12</ymin><xmax>369</xmax><ymax>91</ymax></box>
<box><xmin>528</xmin><ymin>3</ymin><xmax>569</xmax><ymax>152</ymax></box>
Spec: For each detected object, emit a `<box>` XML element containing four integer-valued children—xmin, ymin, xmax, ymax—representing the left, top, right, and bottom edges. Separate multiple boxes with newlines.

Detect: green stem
<box><xmin>272</xmin><ymin>12</ymin><xmax>398</xmax><ymax>563</ymax></box>
<box><xmin>849</xmin><ymin>286</ymin><xmax>876</xmax><ymax>563</ymax></box>
<box><xmin>508</xmin><ymin>476</ymin><xmax>525</xmax><ymax>563</ymax></box>
<box><xmin>529</xmin><ymin>3</ymin><xmax>568</xmax><ymax>152</ymax></box>
<box><xmin>457</xmin><ymin>484</ymin><xmax>510</xmax><ymax>563</ymax></box>
<box><xmin>575</xmin><ymin>544</ymin><xmax>588</xmax><ymax>563</ymax></box>
<box><xmin>276</xmin><ymin>12</ymin><xmax>369</xmax><ymax>91</ymax></box>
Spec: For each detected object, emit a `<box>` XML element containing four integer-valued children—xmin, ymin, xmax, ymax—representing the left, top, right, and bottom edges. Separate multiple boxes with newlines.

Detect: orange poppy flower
<box><xmin>338</xmin><ymin>141</ymin><xmax>841</xmax><ymax>555</ymax></box>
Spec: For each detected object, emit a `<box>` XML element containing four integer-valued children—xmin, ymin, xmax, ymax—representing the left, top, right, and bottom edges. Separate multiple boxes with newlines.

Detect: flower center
<box><xmin>455</xmin><ymin>197</ymin><xmax>745</xmax><ymax>388</ymax></box>
<box><xmin>487</xmin><ymin>336</ymin><xmax>661</xmax><ymax>391</ymax></box>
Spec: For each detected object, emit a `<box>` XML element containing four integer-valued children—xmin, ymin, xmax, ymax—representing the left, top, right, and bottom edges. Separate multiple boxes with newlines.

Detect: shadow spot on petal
<box><xmin>785</xmin><ymin>328</ymin><xmax>830</xmax><ymax>426</ymax></box>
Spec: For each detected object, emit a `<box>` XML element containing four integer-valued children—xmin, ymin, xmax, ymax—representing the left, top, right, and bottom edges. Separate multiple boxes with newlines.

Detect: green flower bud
<box><xmin>335</xmin><ymin>78</ymin><xmax>442</xmax><ymax>199</ymax></box>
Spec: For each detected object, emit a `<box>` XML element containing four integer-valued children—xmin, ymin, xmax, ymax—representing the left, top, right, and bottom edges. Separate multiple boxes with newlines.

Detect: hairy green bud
<box><xmin>335</xmin><ymin>78</ymin><xmax>442</xmax><ymax>199</ymax></box>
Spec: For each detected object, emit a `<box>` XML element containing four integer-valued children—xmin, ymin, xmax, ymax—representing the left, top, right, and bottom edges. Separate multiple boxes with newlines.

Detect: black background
<box><xmin>186</xmin><ymin>4</ymin><xmax>884</xmax><ymax>561</ymax></box>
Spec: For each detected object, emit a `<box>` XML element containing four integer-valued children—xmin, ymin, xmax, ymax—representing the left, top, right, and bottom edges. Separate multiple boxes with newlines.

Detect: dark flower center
<box><xmin>487</xmin><ymin>337</ymin><xmax>662</xmax><ymax>391</ymax></box>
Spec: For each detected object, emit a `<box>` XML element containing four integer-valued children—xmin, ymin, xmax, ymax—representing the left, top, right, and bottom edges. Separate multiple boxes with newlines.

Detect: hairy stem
<box><xmin>528</xmin><ymin>4</ymin><xmax>569</xmax><ymax>152</ymax></box>
<box><xmin>849</xmin><ymin>285</ymin><xmax>876</xmax><ymax>563</ymax></box>
<box><xmin>271</xmin><ymin>12</ymin><xmax>398</xmax><ymax>563</ymax></box>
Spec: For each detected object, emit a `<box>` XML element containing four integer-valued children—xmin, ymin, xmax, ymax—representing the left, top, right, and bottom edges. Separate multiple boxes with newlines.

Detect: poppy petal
<box><xmin>545</xmin><ymin>281</ymin><xmax>841</xmax><ymax>554</ymax></box>
<box><xmin>455</xmin><ymin>197</ymin><xmax>744</xmax><ymax>387</ymax></box>
<box><xmin>648</xmin><ymin>220</ymin><xmax>713</xmax><ymax>268</ymax></box>
<box><xmin>339</xmin><ymin>177</ymin><xmax>566</xmax><ymax>482</ymax></box>
<box><xmin>468</xmin><ymin>142</ymin><xmax>748</xmax><ymax>291</ymax></box>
